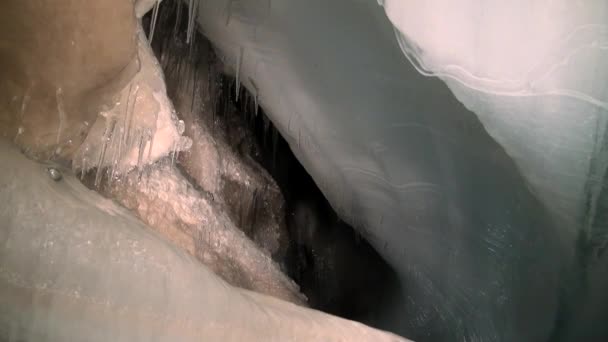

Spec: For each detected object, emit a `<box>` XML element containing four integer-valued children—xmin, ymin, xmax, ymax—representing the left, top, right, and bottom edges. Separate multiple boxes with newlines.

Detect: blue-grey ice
<box><xmin>194</xmin><ymin>0</ymin><xmax>608</xmax><ymax>340</ymax></box>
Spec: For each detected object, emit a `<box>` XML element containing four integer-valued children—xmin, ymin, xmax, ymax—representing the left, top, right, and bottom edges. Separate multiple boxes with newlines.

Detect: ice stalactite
<box><xmin>225</xmin><ymin>0</ymin><xmax>233</xmax><ymax>26</ymax></box>
<box><xmin>148</xmin><ymin>0</ymin><xmax>161</xmax><ymax>43</ymax></box>
<box><xmin>15</xmin><ymin>87</ymin><xmax>30</xmax><ymax>143</ymax></box>
<box><xmin>236</xmin><ymin>46</ymin><xmax>243</xmax><ymax>101</ymax></box>
<box><xmin>252</xmin><ymin>82</ymin><xmax>259</xmax><ymax>117</ymax></box>
<box><xmin>55</xmin><ymin>88</ymin><xmax>67</xmax><ymax>146</ymax></box>
<box><xmin>72</xmin><ymin>18</ymin><xmax>193</xmax><ymax>182</ymax></box>
<box><xmin>136</xmin><ymin>129</ymin><xmax>147</xmax><ymax>174</ymax></box>
<box><xmin>94</xmin><ymin>117</ymin><xmax>117</xmax><ymax>187</ymax></box>
<box><xmin>147</xmin><ymin>112</ymin><xmax>159</xmax><ymax>164</ymax></box>
<box><xmin>108</xmin><ymin>119</ymin><xmax>122</xmax><ymax>185</ymax></box>
<box><xmin>80</xmin><ymin>155</ymin><xmax>87</xmax><ymax>180</ymax></box>
<box><xmin>186</xmin><ymin>0</ymin><xmax>199</xmax><ymax>45</ymax></box>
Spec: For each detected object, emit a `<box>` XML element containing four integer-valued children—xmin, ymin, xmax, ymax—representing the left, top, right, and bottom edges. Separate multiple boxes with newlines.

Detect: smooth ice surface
<box><xmin>193</xmin><ymin>0</ymin><xmax>608</xmax><ymax>340</ymax></box>
<box><xmin>381</xmin><ymin>0</ymin><xmax>608</xmax><ymax>233</ymax></box>
<box><xmin>0</xmin><ymin>139</ymin><xmax>408</xmax><ymax>342</ymax></box>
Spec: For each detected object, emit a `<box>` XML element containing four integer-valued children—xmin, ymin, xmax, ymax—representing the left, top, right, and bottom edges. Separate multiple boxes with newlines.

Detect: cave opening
<box><xmin>143</xmin><ymin>0</ymin><xmax>403</xmax><ymax>327</ymax></box>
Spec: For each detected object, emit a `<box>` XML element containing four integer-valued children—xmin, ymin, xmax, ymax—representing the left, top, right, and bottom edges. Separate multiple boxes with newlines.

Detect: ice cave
<box><xmin>1</xmin><ymin>0</ymin><xmax>607</xmax><ymax>341</ymax></box>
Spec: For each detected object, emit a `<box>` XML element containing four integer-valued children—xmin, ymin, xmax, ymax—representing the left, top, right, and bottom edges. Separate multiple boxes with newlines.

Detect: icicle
<box><xmin>250</xmin><ymin>189</ymin><xmax>259</xmax><ymax>232</ymax></box>
<box><xmin>191</xmin><ymin>64</ymin><xmax>198</xmax><ymax>114</ymax></box>
<box><xmin>14</xmin><ymin>126</ymin><xmax>23</xmax><ymax>144</ymax></box>
<box><xmin>254</xmin><ymin>89</ymin><xmax>259</xmax><ymax>116</ymax></box>
<box><xmin>136</xmin><ymin>129</ymin><xmax>150</xmax><ymax>181</ymax></box>
<box><xmin>248</xmin><ymin>79</ymin><xmax>259</xmax><ymax>116</ymax></box>
<box><xmin>225</xmin><ymin>0</ymin><xmax>233</xmax><ymax>26</ymax></box>
<box><xmin>15</xmin><ymin>89</ymin><xmax>29</xmax><ymax>143</ymax></box>
<box><xmin>187</xmin><ymin>0</ymin><xmax>194</xmax><ymax>41</ymax></box>
<box><xmin>123</xmin><ymin>84</ymin><xmax>135</xmax><ymax>148</ymax></box>
<box><xmin>55</xmin><ymin>88</ymin><xmax>67</xmax><ymax>145</ymax></box>
<box><xmin>108</xmin><ymin>121</ymin><xmax>121</xmax><ymax>185</ymax></box>
<box><xmin>137</xmin><ymin>130</ymin><xmax>146</xmax><ymax>171</ymax></box>
<box><xmin>170</xmin><ymin>140</ymin><xmax>178</xmax><ymax>168</ymax></box>
<box><xmin>235</xmin><ymin>46</ymin><xmax>243</xmax><ymax>100</ymax></box>
<box><xmin>298</xmin><ymin>129</ymin><xmax>301</xmax><ymax>149</ymax></box>
<box><xmin>94</xmin><ymin>118</ymin><xmax>117</xmax><ymax>188</ymax></box>
<box><xmin>20</xmin><ymin>89</ymin><xmax>30</xmax><ymax>119</ymax></box>
<box><xmin>81</xmin><ymin>157</ymin><xmax>87</xmax><ymax>180</ymax></box>
<box><xmin>149</xmin><ymin>0</ymin><xmax>161</xmax><ymax>44</ymax></box>
<box><xmin>186</xmin><ymin>0</ymin><xmax>199</xmax><ymax>45</ymax></box>
<box><xmin>174</xmin><ymin>0</ymin><xmax>183</xmax><ymax>34</ymax></box>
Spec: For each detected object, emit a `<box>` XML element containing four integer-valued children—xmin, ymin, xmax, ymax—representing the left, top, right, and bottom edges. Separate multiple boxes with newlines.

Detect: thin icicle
<box><xmin>95</xmin><ymin>118</ymin><xmax>117</xmax><ymax>187</ymax></box>
<box><xmin>248</xmin><ymin>78</ymin><xmax>259</xmax><ymax>116</ymax></box>
<box><xmin>124</xmin><ymin>85</ymin><xmax>139</xmax><ymax>148</ymax></box>
<box><xmin>170</xmin><ymin>141</ymin><xmax>178</xmax><ymax>168</ymax></box>
<box><xmin>14</xmin><ymin>126</ymin><xmax>23</xmax><ymax>144</ymax></box>
<box><xmin>191</xmin><ymin>62</ymin><xmax>198</xmax><ymax>113</ymax></box>
<box><xmin>225</xmin><ymin>0</ymin><xmax>233</xmax><ymax>26</ymax></box>
<box><xmin>254</xmin><ymin>90</ymin><xmax>259</xmax><ymax>116</ymax></box>
<box><xmin>15</xmin><ymin>89</ymin><xmax>30</xmax><ymax>143</ymax></box>
<box><xmin>136</xmin><ymin>130</ymin><xmax>148</xmax><ymax>180</ymax></box>
<box><xmin>146</xmin><ymin>128</ymin><xmax>155</xmax><ymax>162</ymax></box>
<box><xmin>123</xmin><ymin>84</ymin><xmax>133</xmax><ymax>147</ymax></box>
<box><xmin>186</xmin><ymin>0</ymin><xmax>200</xmax><ymax>44</ymax></box>
<box><xmin>55</xmin><ymin>88</ymin><xmax>67</xmax><ymax>145</ymax></box>
<box><xmin>149</xmin><ymin>0</ymin><xmax>161</xmax><ymax>44</ymax></box>
<box><xmin>108</xmin><ymin>121</ymin><xmax>122</xmax><ymax>185</ymax></box>
<box><xmin>187</xmin><ymin>0</ymin><xmax>194</xmax><ymax>43</ymax></box>
<box><xmin>20</xmin><ymin>88</ymin><xmax>30</xmax><ymax>119</ymax></box>
<box><xmin>81</xmin><ymin>157</ymin><xmax>87</xmax><ymax>180</ymax></box>
<box><xmin>174</xmin><ymin>0</ymin><xmax>183</xmax><ymax>34</ymax></box>
<box><xmin>235</xmin><ymin>46</ymin><xmax>243</xmax><ymax>100</ymax></box>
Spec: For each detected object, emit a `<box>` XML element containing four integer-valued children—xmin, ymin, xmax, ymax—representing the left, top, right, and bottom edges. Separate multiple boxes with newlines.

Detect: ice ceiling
<box><xmin>195</xmin><ymin>0</ymin><xmax>608</xmax><ymax>340</ymax></box>
<box><xmin>1</xmin><ymin>0</ymin><xmax>608</xmax><ymax>341</ymax></box>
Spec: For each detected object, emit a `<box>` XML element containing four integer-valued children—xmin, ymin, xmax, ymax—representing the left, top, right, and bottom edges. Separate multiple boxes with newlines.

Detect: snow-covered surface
<box><xmin>193</xmin><ymin>0</ymin><xmax>608</xmax><ymax>339</ymax></box>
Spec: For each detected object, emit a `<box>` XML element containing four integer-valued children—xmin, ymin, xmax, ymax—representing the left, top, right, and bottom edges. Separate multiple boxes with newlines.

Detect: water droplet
<box><xmin>176</xmin><ymin>119</ymin><xmax>186</xmax><ymax>135</ymax></box>
<box><xmin>47</xmin><ymin>168</ymin><xmax>62</xmax><ymax>181</ymax></box>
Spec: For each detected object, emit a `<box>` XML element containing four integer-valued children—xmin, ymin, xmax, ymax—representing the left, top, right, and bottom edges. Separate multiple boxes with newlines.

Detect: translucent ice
<box><xmin>194</xmin><ymin>0</ymin><xmax>608</xmax><ymax>339</ymax></box>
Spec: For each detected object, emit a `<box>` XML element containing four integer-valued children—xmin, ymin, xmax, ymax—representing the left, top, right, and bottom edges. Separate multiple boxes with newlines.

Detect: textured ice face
<box><xmin>194</xmin><ymin>0</ymin><xmax>608</xmax><ymax>340</ymax></box>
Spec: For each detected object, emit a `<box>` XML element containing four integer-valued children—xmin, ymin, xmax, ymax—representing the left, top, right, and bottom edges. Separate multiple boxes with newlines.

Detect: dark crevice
<box><xmin>143</xmin><ymin>0</ymin><xmax>402</xmax><ymax>327</ymax></box>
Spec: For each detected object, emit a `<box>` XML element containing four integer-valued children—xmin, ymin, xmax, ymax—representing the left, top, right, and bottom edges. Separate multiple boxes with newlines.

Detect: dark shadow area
<box><xmin>223</xmin><ymin>73</ymin><xmax>403</xmax><ymax>323</ymax></box>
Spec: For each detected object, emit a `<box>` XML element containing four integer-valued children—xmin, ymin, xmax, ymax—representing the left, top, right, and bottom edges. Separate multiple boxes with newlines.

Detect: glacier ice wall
<box><xmin>193</xmin><ymin>0</ymin><xmax>608</xmax><ymax>340</ymax></box>
<box><xmin>381</xmin><ymin>0</ymin><xmax>608</xmax><ymax>236</ymax></box>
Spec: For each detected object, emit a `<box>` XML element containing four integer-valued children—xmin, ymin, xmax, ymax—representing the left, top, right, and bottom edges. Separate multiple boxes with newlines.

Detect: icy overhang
<box><xmin>194</xmin><ymin>0</ymin><xmax>608</xmax><ymax>339</ymax></box>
